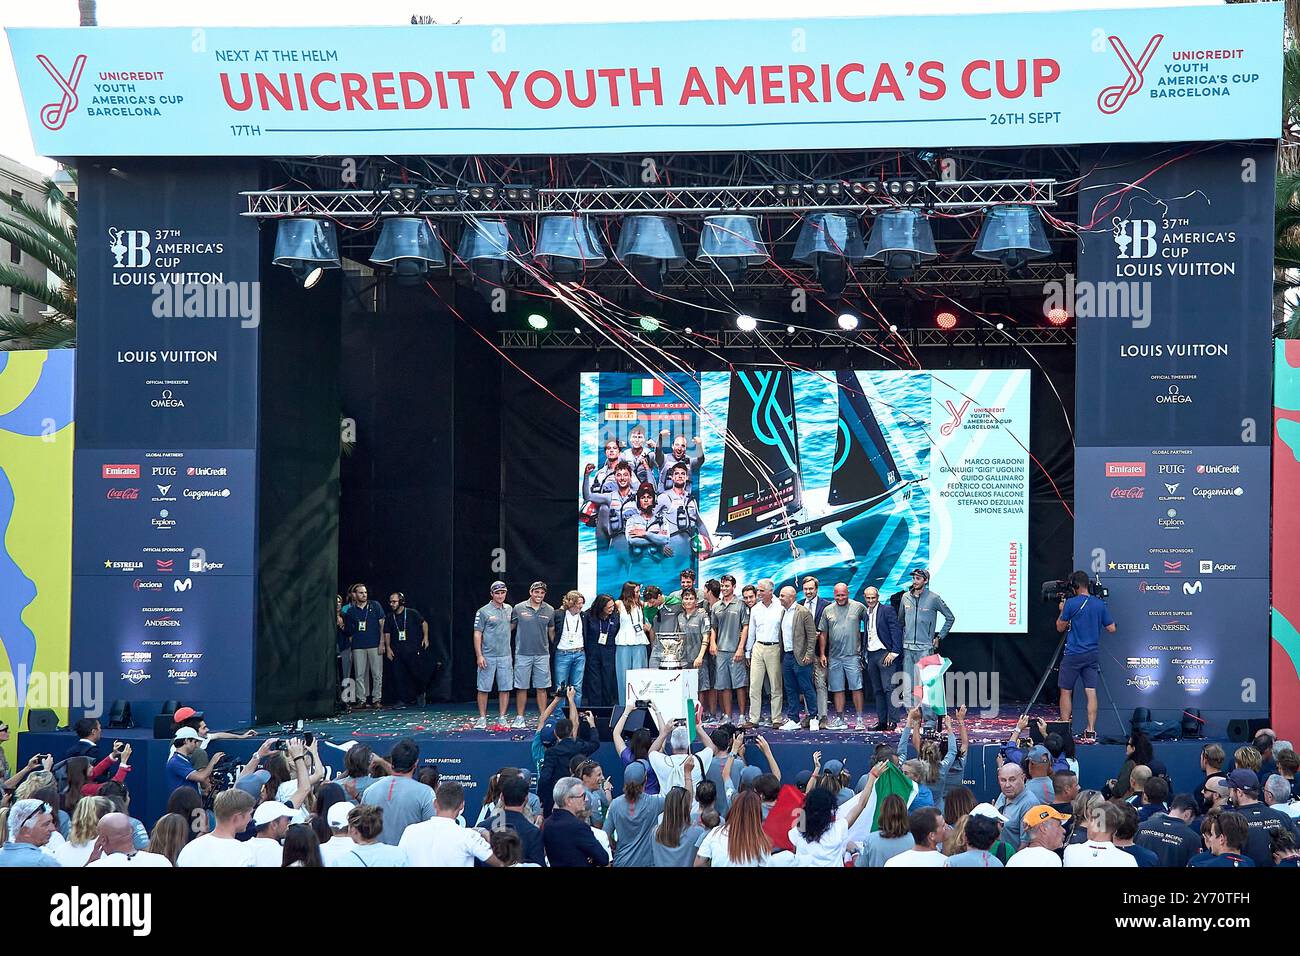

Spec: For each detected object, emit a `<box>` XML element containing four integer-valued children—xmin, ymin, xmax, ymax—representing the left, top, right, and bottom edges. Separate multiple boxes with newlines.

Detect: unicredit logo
<box><xmin>1106</xmin><ymin>462</ymin><xmax>1145</xmax><ymax>477</ymax></box>
<box><xmin>1196</xmin><ymin>464</ymin><xmax>1241</xmax><ymax>474</ymax></box>
<box><xmin>102</xmin><ymin>464</ymin><xmax>141</xmax><ymax>479</ymax></box>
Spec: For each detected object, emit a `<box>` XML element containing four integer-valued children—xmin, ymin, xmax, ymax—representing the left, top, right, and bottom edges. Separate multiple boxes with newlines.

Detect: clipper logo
<box><xmin>939</xmin><ymin>399</ymin><xmax>972</xmax><ymax>437</ymax></box>
<box><xmin>1097</xmin><ymin>34</ymin><xmax>1163</xmax><ymax>115</ymax></box>
<box><xmin>36</xmin><ymin>53</ymin><xmax>87</xmax><ymax>131</ymax></box>
<box><xmin>109</xmin><ymin>228</ymin><xmax>151</xmax><ymax>268</ymax></box>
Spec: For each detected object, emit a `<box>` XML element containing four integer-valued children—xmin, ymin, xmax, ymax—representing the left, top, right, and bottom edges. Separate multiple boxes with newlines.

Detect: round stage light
<box><xmin>786</xmin><ymin>324</ymin><xmax>796</xmax><ymax>334</ymax></box>
<box><xmin>995</xmin><ymin>322</ymin><xmax>1005</xmax><ymax>331</ymax></box>
<box><xmin>837</xmin><ymin>312</ymin><xmax>859</xmax><ymax>331</ymax></box>
<box><xmin>527</xmin><ymin>313</ymin><xmax>549</xmax><ymax>330</ymax></box>
<box><xmin>736</xmin><ymin>314</ymin><xmax>758</xmax><ymax>332</ymax></box>
<box><xmin>1046</xmin><ymin>306</ymin><xmax>1070</xmax><ymax>326</ymax></box>
<box><xmin>935</xmin><ymin>310</ymin><xmax>958</xmax><ymax>330</ymax></box>
<box><xmin>301</xmin><ymin>266</ymin><xmax>325</xmax><ymax>289</ymax></box>
<box><xmin>888</xmin><ymin>323</ymin><xmax>898</xmax><ymax>333</ymax></box>
<box><xmin>638</xmin><ymin>316</ymin><xmax>661</xmax><ymax>332</ymax></box>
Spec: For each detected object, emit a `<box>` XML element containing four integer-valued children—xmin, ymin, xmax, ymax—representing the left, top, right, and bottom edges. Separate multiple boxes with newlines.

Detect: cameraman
<box><xmin>1055</xmin><ymin>571</ymin><xmax>1115</xmax><ymax>743</ymax></box>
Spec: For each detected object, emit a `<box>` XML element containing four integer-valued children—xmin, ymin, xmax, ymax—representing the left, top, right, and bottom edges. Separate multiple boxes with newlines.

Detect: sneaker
<box><xmin>511</xmin><ymin>715</ymin><xmax>527</xmax><ymax>729</ymax></box>
<box><xmin>1077</xmin><ymin>730</ymin><xmax>1097</xmax><ymax>744</ymax></box>
<box><xmin>825</xmin><ymin>715</ymin><xmax>847</xmax><ymax>731</ymax></box>
<box><xmin>472</xmin><ymin>716</ymin><xmax>487</xmax><ymax>730</ymax></box>
<box><xmin>779</xmin><ymin>719</ymin><xmax>802</xmax><ymax>731</ymax></box>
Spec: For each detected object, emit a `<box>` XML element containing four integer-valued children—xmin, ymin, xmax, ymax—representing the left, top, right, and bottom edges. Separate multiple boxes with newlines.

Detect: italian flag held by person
<box><xmin>914</xmin><ymin>654</ymin><xmax>952</xmax><ymax>711</ymax></box>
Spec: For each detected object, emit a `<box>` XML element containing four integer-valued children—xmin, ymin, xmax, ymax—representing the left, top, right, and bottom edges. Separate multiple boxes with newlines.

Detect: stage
<box><xmin>20</xmin><ymin>703</ymin><xmax>1219</xmax><ymax>826</ymax></box>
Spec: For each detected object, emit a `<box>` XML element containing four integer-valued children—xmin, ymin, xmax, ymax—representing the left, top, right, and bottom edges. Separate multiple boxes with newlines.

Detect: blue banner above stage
<box><xmin>7</xmin><ymin>4</ymin><xmax>1282</xmax><ymax>157</ymax></box>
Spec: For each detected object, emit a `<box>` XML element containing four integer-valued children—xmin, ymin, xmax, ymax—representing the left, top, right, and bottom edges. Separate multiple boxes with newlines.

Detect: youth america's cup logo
<box><xmin>939</xmin><ymin>399</ymin><xmax>971</xmax><ymax>437</ymax></box>
<box><xmin>36</xmin><ymin>53</ymin><xmax>88</xmax><ymax>131</ymax></box>
<box><xmin>1097</xmin><ymin>34</ymin><xmax>1163</xmax><ymax>115</ymax></box>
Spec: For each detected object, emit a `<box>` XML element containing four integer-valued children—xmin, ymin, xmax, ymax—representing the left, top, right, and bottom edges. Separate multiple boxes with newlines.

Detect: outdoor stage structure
<box><xmin>5</xmin><ymin>4</ymin><xmax>1297</xmax><ymax>760</ymax></box>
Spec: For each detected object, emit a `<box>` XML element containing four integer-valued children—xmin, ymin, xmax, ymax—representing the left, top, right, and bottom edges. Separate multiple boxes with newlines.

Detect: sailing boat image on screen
<box><xmin>710</xmin><ymin>369</ymin><xmax>917</xmax><ymax>560</ymax></box>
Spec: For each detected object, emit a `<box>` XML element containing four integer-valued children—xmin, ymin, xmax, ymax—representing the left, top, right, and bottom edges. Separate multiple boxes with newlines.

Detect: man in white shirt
<box><xmin>85</xmin><ymin>813</ymin><xmax>171</xmax><ymax>867</ymax></box>
<box><xmin>177</xmin><ymin>789</ymin><xmax>257</xmax><ymax>867</ymax></box>
<box><xmin>398</xmin><ymin>781</ymin><xmax>504</xmax><ymax>867</ymax></box>
<box><xmin>742</xmin><ymin>579</ymin><xmax>784</xmax><ymax>729</ymax></box>
<box><xmin>649</xmin><ymin>724</ymin><xmax>716</xmax><ymax>792</ymax></box>
<box><xmin>319</xmin><ymin>801</ymin><xmax>360</xmax><ymax>866</ymax></box>
<box><xmin>1063</xmin><ymin>800</ymin><xmax>1138</xmax><ymax>867</ymax></box>
<box><xmin>885</xmin><ymin>807</ymin><xmax>950</xmax><ymax>867</ymax></box>
<box><xmin>249</xmin><ymin>801</ymin><xmax>293</xmax><ymax>866</ymax></box>
<box><xmin>1006</xmin><ymin>805</ymin><xmax>1067</xmax><ymax>867</ymax></box>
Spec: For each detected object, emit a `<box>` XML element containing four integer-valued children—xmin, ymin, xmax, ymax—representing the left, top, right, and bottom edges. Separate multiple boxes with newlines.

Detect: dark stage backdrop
<box><xmin>340</xmin><ymin>292</ymin><xmax>1074</xmax><ymax>706</ymax></box>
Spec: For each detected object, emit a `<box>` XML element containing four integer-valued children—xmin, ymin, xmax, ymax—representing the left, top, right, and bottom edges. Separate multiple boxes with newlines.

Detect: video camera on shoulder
<box><xmin>1041</xmin><ymin>572</ymin><xmax>1107</xmax><ymax>603</ymax></box>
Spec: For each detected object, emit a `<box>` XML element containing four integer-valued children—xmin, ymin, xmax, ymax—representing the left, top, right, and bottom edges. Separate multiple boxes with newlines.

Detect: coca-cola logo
<box><xmin>1110</xmin><ymin>486</ymin><xmax>1144</xmax><ymax>499</ymax></box>
<box><xmin>107</xmin><ymin>487</ymin><xmax>140</xmax><ymax>500</ymax></box>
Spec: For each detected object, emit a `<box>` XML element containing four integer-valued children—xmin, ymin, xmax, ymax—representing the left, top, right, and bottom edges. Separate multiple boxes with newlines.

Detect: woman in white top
<box><xmin>553</xmin><ymin>591</ymin><xmax>588</xmax><ymax>707</ymax></box>
<box><xmin>789</xmin><ymin>750</ymin><xmax>876</xmax><ymax>866</ymax></box>
<box><xmin>50</xmin><ymin>796</ymin><xmax>113</xmax><ymax>867</ymax></box>
<box><xmin>695</xmin><ymin>790</ymin><xmax>788</xmax><ymax>867</ymax></box>
<box><xmin>613</xmin><ymin>580</ymin><xmax>649</xmax><ymax>705</ymax></box>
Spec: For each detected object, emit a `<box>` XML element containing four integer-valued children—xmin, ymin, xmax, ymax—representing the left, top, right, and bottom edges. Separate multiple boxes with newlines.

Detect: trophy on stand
<box><xmin>657</xmin><ymin>630</ymin><xmax>686</xmax><ymax>670</ymax></box>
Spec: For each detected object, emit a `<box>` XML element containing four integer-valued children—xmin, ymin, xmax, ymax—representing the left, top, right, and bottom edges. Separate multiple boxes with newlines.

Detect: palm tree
<box><xmin>0</xmin><ymin>170</ymin><xmax>77</xmax><ymax>348</ymax></box>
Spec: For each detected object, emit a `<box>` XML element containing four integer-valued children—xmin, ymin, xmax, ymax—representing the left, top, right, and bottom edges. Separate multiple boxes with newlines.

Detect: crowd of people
<box><xmin>1</xmin><ymin>699</ymin><xmax>1297</xmax><ymax>868</ymax></box>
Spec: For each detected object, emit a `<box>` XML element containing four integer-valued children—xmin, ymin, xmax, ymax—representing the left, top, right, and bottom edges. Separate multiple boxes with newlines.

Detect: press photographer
<box><xmin>1054</xmin><ymin>571</ymin><xmax>1115</xmax><ymax>744</ymax></box>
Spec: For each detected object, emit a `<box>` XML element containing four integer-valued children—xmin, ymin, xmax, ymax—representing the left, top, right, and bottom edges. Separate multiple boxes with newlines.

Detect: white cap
<box><xmin>969</xmin><ymin>802</ymin><xmax>1008</xmax><ymax>824</ymax></box>
<box><xmin>326</xmin><ymin>802</ymin><xmax>353</xmax><ymax>830</ymax></box>
<box><xmin>173</xmin><ymin>727</ymin><xmax>201</xmax><ymax>742</ymax></box>
<box><xmin>252</xmin><ymin>801</ymin><xmax>294</xmax><ymax>827</ymax></box>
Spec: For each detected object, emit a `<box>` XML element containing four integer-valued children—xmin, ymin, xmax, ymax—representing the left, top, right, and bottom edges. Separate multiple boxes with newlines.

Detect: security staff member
<box><xmin>385</xmin><ymin>593</ymin><xmax>429</xmax><ymax>707</ymax></box>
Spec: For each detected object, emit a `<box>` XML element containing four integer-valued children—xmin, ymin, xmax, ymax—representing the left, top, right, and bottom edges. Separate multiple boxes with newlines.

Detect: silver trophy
<box><xmin>657</xmin><ymin>630</ymin><xmax>686</xmax><ymax>669</ymax></box>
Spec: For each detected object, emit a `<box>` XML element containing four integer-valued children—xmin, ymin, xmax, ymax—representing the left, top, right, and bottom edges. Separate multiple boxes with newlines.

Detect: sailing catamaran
<box><xmin>709</xmin><ymin>369</ymin><xmax>921</xmax><ymax>560</ymax></box>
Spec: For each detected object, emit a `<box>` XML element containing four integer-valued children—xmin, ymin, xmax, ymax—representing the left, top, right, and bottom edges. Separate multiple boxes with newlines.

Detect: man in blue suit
<box><xmin>861</xmin><ymin>586</ymin><xmax>903</xmax><ymax>731</ymax></box>
<box><xmin>543</xmin><ymin>776</ymin><xmax>610</xmax><ymax>867</ymax></box>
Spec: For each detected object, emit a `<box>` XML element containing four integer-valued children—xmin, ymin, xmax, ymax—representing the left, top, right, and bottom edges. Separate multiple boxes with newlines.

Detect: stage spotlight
<box><xmin>995</xmin><ymin>322</ymin><xmax>1005</xmax><ymax>330</ymax></box>
<box><xmin>684</xmin><ymin>326</ymin><xmax>693</xmax><ymax>335</ymax></box>
<box><xmin>793</xmin><ymin>212</ymin><xmax>867</xmax><ymax>299</ymax></box>
<box><xmin>1046</xmin><ymin>306</ymin><xmax>1071</xmax><ymax>326</ymax></box>
<box><xmin>735</xmin><ymin>313</ymin><xmax>758</xmax><ymax>332</ymax></box>
<box><xmin>786</xmin><ymin>324</ymin><xmax>796</xmax><ymax>333</ymax></box>
<box><xmin>888</xmin><ymin>323</ymin><xmax>898</xmax><ymax>333</ymax></box>
<box><xmin>456</xmin><ymin>217</ymin><xmax>528</xmax><ymax>298</ymax></box>
<box><xmin>369</xmin><ymin>217</ymin><xmax>446</xmax><ymax>286</ymax></box>
<box><xmin>272</xmin><ymin>218</ymin><xmax>340</xmax><ymax>289</ymax></box>
<box><xmin>865</xmin><ymin>208</ymin><xmax>937</xmax><ymax>281</ymax></box>
<box><xmin>615</xmin><ymin>215</ymin><xmax>687</xmax><ymax>292</ymax></box>
<box><xmin>534</xmin><ymin>215</ymin><xmax>608</xmax><ymax>280</ymax></box>
<box><xmin>837</xmin><ymin>312</ymin><xmax>859</xmax><ymax>331</ymax></box>
<box><xmin>935</xmin><ymin>310</ymin><xmax>958</xmax><ymax>330</ymax></box>
<box><xmin>638</xmin><ymin>316</ymin><xmax>661</xmax><ymax>332</ymax></box>
<box><xmin>974</xmin><ymin>204</ymin><xmax>1051</xmax><ymax>274</ymax></box>
<box><xmin>527</xmin><ymin>313</ymin><xmax>549</xmax><ymax>330</ymax></box>
<box><xmin>698</xmin><ymin>215</ymin><xmax>769</xmax><ymax>282</ymax></box>
<box><xmin>863</xmin><ymin>181</ymin><xmax>880</xmax><ymax>196</ymax></box>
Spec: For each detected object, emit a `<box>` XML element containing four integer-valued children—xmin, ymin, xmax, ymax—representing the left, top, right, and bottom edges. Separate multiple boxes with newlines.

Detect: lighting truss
<box><xmin>497</xmin><ymin>326</ymin><xmax>1075</xmax><ymax>349</ymax></box>
<box><xmin>242</xmin><ymin>178</ymin><xmax>1055</xmax><ymax>219</ymax></box>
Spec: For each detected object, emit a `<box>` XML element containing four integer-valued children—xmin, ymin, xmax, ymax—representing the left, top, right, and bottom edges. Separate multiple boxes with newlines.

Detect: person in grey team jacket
<box><xmin>897</xmin><ymin>568</ymin><xmax>954</xmax><ymax>726</ymax></box>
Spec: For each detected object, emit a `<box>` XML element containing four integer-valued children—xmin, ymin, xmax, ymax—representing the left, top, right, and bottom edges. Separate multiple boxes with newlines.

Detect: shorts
<box><xmin>1058</xmin><ymin>650</ymin><xmax>1100</xmax><ymax>691</ymax></box>
<box><xmin>697</xmin><ymin>655</ymin><xmax>716</xmax><ymax>692</ymax></box>
<box><xmin>477</xmin><ymin>655</ymin><xmax>513</xmax><ymax>693</ymax></box>
<box><xmin>514</xmin><ymin>654</ymin><xmax>552</xmax><ymax>690</ymax></box>
<box><xmin>713</xmin><ymin>656</ymin><xmax>749</xmax><ymax>690</ymax></box>
<box><xmin>827</xmin><ymin>656</ymin><xmax>864</xmax><ymax>692</ymax></box>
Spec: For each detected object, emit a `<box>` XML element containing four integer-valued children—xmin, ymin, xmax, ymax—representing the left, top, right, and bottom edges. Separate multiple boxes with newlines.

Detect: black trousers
<box><xmin>583</xmin><ymin>648</ymin><xmax>617</xmax><ymax>707</ymax></box>
<box><xmin>390</xmin><ymin>649</ymin><xmax>426</xmax><ymax>705</ymax></box>
<box><xmin>866</xmin><ymin>647</ymin><xmax>901</xmax><ymax>721</ymax></box>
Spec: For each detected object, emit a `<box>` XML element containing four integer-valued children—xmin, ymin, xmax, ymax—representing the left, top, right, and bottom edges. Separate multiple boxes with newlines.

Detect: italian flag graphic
<box><xmin>630</xmin><ymin>377</ymin><xmax>663</xmax><ymax>397</ymax></box>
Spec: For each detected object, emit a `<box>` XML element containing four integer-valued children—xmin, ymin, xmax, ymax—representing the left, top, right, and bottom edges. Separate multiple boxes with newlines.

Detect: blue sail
<box><xmin>715</xmin><ymin>369</ymin><xmax>803</xmax><ymax>538</ymax></box>
<box><xmin>828</xmin><ymin>370</ymin><xmax>901</xmax><ymax>505</ymax></box>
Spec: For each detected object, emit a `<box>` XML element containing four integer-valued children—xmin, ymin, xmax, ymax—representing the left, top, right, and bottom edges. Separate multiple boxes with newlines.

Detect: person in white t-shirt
<box><xmin>85</xmin><ymin>813</ymin><xmax>171</xmax><ymax>867</ymax></box>
<box><xmin>248</xmin><ymin>801</ymin><xmax>293</xmax><ymax>866</ymax></box>
<box><xmin>885</xmin><ymin>806</ymin><xmax>951</xmax><ymax>867</ymax></box>
<box><xmin>319</xmin><ymin>801</ymin><xmax>360</xmax><ymax>866</ymax></box>
<box><xmin>332</xmin><ymin>805</ymin><xmax>409</xmax><ymax>867</ymax></box>
<box><xmin>789</xmin><ymin>751</ymin><xmax>878</xmax><ymax>866</ymax></box>
<box><xmin>648</xmin><ymin>712</ymin><xmax>722</xmax><ymax>792</ymax></box>
<box><xmin>1006</xmin><ymin>804</ymin><xmax>1068</xmax><ymax>868</ymax></box>
<box><xmin>50</xmin><ymin>796</ymin><xmax>113</xmax><ymax>868</ymax></box>
<box><xmin>398</xmin><ymin>781</ymin><xmax>504</xmax><ymax>867</ymax></box>
<box><xmin>177</xmin><ymin>789</ymin><xmax>257</xmax><ymax>867</ymax></box>
<box><xmin>696</xmin><ymin>790</ymin><xmax>789</xmax><ymax>867</ymax></box>
<box><xmin>1063</xmin><ymin>800</ymin><xmax>1138</xmax><ymax>868</ymax></box>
